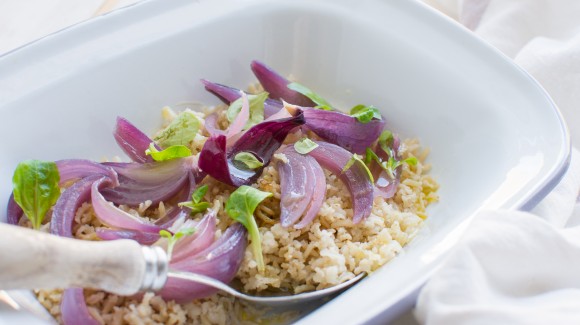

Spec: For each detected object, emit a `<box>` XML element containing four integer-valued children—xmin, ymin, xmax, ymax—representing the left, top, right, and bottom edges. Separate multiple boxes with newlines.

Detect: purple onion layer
<box><xmin>277</xmin><ymin>147</ymin><xmax>326</xmax><ymax>228</ymax></box>
<box><xmin>198</xmin><ymin>111</ymin><xmax>305</xmax><ymax>187</ymax></box>
<box><xmin>56</xmin><ymin>159</ymin><xmax>117</xmax><ymax>185</ymax></box>
<box><xmin>51</xmin><ymin>175</ymin><xmax>110</xmax><ymax>238</ymax></box>
<box><xmin>114</xmin><ymin>117</ymin><xmax>156</xmax><ymax>163</ymax></box>
<box><xmin>61</xmin><ymin>288</ymin><xmax>100</xmax><ymax>325</ymax></box>
<box><xmin>158</xmin><ymin>223</ymin><xmax>247</xmax><ymax>302</ymax></box>
<box><xmin>250</xmin><ymin>60</ymin><xmax>315</xmax><ymax>107</ymax></box>
<box><xmin>6</xmin><ymin>194</ymin><xmax>23</xmax><ymax>225</ymax></box>
<box><xmin>96</xmin><ymin>228</ymin><xmax>160</xmax><ymax>245</ymax></box>
<box><xmin>303</xmin><ymin>108</ymin><xmax>385</xmax><ymax>154</ymax></box>
<box><xmin>309</xmin><ymin>141</ymin><xmax>374</xmax><ymax>223</ymax></box>
<box><xmin>171</xmin><ymin>211</ymin><xmax>217</xmax><ymax>262</ymax></box>
<box><xmin>91</xmin><ymin>177</ymin><xmax>162</xmax><ymax>233</ymax></box>
<box><xmin>201</xmin><ymin>79</ymin><xmax>283</xmax><ymax>118</ymax></box>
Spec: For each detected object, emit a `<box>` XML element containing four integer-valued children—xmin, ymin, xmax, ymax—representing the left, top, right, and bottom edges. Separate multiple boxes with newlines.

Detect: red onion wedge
<box><xmin>96</xmin><ymin>228</ymin><xmax>160</xmax><ymax>245</ymax></box>
<box><xmin>100</xmin><ymin>174</ymin><xmax>189</xmax><ymax>206</ymax></box>
<box><xmin>309</xmin><ymin>142</ymin><xmax>374</xmax><ymax>223</ymax></box>
<box><xmin>199</xmin><ymin>111</ymin><xmax>305</xmax><ymax>187</ymax></box>
<box><xmin>204</xmin><ymin>113</ymin><xmax>226</xmax><ymax>137</ymax></box>
<box><xmin>227</xmin><ymin>91</ymin><xmax>250</xmax><ymax>138</ymax></box>
<box><xmin>6</xmin><ymin>193</ymin><xmax>23</xmax><ymax>225</ymax></box>
<box><xmin>154</xmin><ymin>207</ymin><xmax>188</xmax><ymax>229</ymax></box>
<box><xmin>171</xmin><ymin>211</ymin><xmax>216</xmax><ymax>263</ymax></box>
<box><xmin>250</xmin><ymin>60</ymin><xmax>315</xmax><ymax>107</ymax></box>
<box><xmin>94</xmin><ymin>172</ymin><xmax>199</xmax><ymax>245</ymax></box>
<box><xmin>201</xmin><ymin>79</ymin><xmax>282</xmax><ymax>118</ymax></box>
<box><xmin>154</xmin><ymin>171</ymin><xmax>199</xmax><ymax>228</ymax></box>
<box><xmin>101</xmin><ymin>157</ymin><xmax>200</xmax><ymax>206</ymax></box>
<box><xmin>61</xmin><ymin>288</ymin><xmax>99</xmax><ymax>325</ymax></box>
<box><xmin>56</xmin><ymin>159</ymin><xmax>118</xmax><ymax>185</ymax></box>
<box><xmin>114</xmin><ymin>117</ymin><xmax>157</xmax><ymax>163</ymax></box>
<box><xmin>158</xmin><ymin>223</ymin><xmax>247</xmax><ymax>302</ymax></box>
<box><xmin>91</xmin><ymin>177</ymin><xmax>162</xmax><ymax>233</ymax></box>
<box><xmin>277</xmin><ymin>147</ymin><xmax>326</xmax><ymax>228</ymax></box>
<box><xmin>303</xmin><ymin>108</ymin><xmax>385</xmax><ymax>154</ymax></box>
<box><xmin>51</xmin><ymin>175</ymin><xmax>112</xmax><ymax>238</ymax></box>
<box><xmin>103</xmin><ymin>156</ymin><xmax>200</xmax><ymax>184</ymax></box>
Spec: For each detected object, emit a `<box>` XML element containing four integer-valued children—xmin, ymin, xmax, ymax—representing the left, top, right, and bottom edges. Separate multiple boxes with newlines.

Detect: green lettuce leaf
<box><xmin>145</xmin><ymin>143</ymin><xmax>191</xmax><ymax>161</ymax></box>
<box><xmin>287</xmin><ymin>82</ymin><xmax>333</xmax><ymax>110</ymax></box>
<box><xmin>293</xmin><ymin>137</ymin><xmax>319</xmax><ymax>154</ymax></box>
<box><xmin>154</xmin><ymin>110</ymin><xmax>200</xmax><ymax>147</ymax></box>
<box><xmin>226</xmin><ymin>92</ymin><xmax>269</xmax><ymax>130</ymax></box>
<box><xmin>12</xmin><ymin>160</ymin><xmax>61</xmax><ymax>230</ymax></box>
<box><xmin>225</xmin><ymin>185</ymin><xmax>272</xmax><ymax>273</ymax></box>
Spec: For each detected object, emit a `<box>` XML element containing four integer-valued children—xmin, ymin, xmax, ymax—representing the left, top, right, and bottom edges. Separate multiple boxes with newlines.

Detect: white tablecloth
<box><xmin>418</xmin><ymin>0</ymin><xmax>580</xmax><ymax>324</ymax></box>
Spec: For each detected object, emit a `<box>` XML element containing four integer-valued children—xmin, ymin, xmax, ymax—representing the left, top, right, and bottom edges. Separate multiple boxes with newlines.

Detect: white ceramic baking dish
<box><xmin>0</xmin><ymin>0</ymin><xmax>569</xmax><ymax>324</ymax></box>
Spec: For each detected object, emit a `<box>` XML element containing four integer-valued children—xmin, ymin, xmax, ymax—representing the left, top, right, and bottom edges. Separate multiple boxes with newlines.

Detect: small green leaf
<box><xmin>234</xmin><ymin>152</ymin><xmax>264</xmax><ymax>170</ymax></box>
<box><xmin>225</xmin><ymin>186</ymin><xmax>272</xmax><ymax>273</ymax></box>
<box><xmin>342</xmin><ymin>154</ymin><xmax>374</xmax><ymax>183</ymax></box>
<box><xmin>145</xmin><ymin>143</ymin><xmax>192</xmax><ymax>161</ymax></box>
<box><xmin>373</xmin><ymin>130</ymin><xmax>416</xmax><ymax>179</ymax></box>
<box><xmin>178</xmin><ymin>185</ymin><xmax>211</xmax><ymax>215</ymax></box>
<box><xmin>178</xmin><ymin>201</ymin><xmax>211</xmax><ymax>215</ymax></box>
<box><xmin>385</xmin><ymin>157</ymin><xmax>397</xmax><ymax>179</ymax></box>
<box><xmin>159</xmin><ymin>229</ymin><xmax>172</xmax><ymax>239</ymax></box>
<box><xmin>180</xmin><ymin>228</ymin><xmax>196</xmax><ymax>236</ymax></box>
<box><xmin>154</xmin><ymin>110</ymin><xmax>200</xmax><ymax>148</ymax></box>
<box><xmin>294</xmin><ymin>137</ymin><xmax>319</xmax><ymax>155</ymax></box>
<box><xmin>287</xmin><ymin>82</ymin><xmax>333</xmax><ymax>110</ymax></box>
<box><xmin>191</xmin><ymin>185</ymin><xmax>208</xmax><ymax>204</ymax></box>
<box><xmin>12</xmin><ymin>160</ymin><xmax>61</xmax><ymax>230</ymax></box>
<box><xmin>350</xmin><ymin>105</ymin><xmax>382</xmax><ymax>124</ymax></box>
<box><xmin>226</xmin><ymin>92</ymin><xmax>269</xmax><ymax>129</ymax></box>
<box><xmin>342</xmin><ymin>155</ymin><xmax>357</xmax><ymax>173</ymax></box>
<box><xmin>364</xmin><ymin>147</ymin><xmax>381</xmax><ymax>165</ymax></box>
<box><xmin>378</xmin><ymin>130</ymin><xmax>394</xmax><ymax>156</ymax></box>
<box><xmin>404</xmin><ymin>156</ymin><xmax>418</xmax><ymax>166</ymax></box>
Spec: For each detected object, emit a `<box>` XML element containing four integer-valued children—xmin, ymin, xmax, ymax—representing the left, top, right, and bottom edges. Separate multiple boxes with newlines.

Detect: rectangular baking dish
<box><xmin>0</xmin><ymin>0</ymin><xmax>569</xmax><ymax>323</ymax></box>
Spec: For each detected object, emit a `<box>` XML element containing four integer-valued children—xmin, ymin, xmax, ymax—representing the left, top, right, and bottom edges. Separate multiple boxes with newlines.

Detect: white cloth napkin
<box><xmin>415</xmin><ymin>0</ymin><xmax>580</xmax><ymax>324</ymax></box>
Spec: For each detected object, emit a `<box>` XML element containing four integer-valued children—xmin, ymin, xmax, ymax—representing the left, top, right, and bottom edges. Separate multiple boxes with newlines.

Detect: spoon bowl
<box><xmin>167</xmin><ymin>270</ymin><xmax>366</xmax><ymax>307</ymax></box>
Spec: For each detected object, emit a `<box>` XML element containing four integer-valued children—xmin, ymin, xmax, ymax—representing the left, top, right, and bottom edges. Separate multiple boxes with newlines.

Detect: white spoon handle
<box><xmin>0</xmin><ymin>223</ymin><xmax>167</xmax><ymax>295</ymax></box>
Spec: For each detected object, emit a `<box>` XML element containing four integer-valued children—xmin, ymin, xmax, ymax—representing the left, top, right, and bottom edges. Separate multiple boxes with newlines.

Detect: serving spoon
<box><xmin>0</xmin><ymin>223</ymin><xmax>365</xmax><ymax>307</ymax></box>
